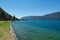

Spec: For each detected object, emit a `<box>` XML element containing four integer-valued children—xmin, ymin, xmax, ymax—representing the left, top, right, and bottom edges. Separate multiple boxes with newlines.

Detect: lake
<box><xmin>11</xmin><ymin>20</ymin><xmax>60</xmax><ymax>40</ymax></box>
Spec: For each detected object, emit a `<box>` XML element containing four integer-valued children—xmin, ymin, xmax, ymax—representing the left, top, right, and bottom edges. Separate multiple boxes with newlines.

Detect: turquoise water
<box><xmin>11</xmin><ymin>20</ymin><xmax>60</xmax><ymax>40</ymax></box>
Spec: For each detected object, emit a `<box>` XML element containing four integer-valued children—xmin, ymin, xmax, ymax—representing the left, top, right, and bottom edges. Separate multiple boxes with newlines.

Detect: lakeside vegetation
<box><xmin>0</xmin><ymin>21</ymin><xmax>14</xmax><ymax>40</ymax></box>
<box><xmin>0</xmin><ymin>7</ymin><xmax>19</xmax><ymax>21</ymax></box>
<box><xmin>0</xmin><ymin>7</ymin><xmax>18</xmax><ymax>40</ymax></box>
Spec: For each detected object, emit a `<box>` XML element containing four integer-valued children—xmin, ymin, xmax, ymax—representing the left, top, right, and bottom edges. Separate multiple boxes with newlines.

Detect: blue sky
<box><xmin>0</xmin><ymin>0</ymin><xmax>60</xmax><ymax>18</ymax></box>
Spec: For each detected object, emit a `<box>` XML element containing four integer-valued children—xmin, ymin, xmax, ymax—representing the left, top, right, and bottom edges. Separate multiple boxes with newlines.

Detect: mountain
<box><xmin>0</xmin><ymin>7</ymin><xmax>19</xmax><ymax>21</ymax></box>
<box><xmin>20</xmin><ymin>12</ymin><xmax>60</xmax><ymax>20</ymax></box>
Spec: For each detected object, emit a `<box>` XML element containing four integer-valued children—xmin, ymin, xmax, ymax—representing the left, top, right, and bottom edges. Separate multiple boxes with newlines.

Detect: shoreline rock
<box><xmin>10</xmin><ymin>23</ymin><xmax>18</xmax><ymax>40</ymax></box>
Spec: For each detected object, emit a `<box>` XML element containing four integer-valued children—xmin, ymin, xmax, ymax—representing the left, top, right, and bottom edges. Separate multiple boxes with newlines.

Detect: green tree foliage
<box><xmin>0</xmin><ymin>7</ymin><xmax>19</xmax><ymax>21</ymax></box>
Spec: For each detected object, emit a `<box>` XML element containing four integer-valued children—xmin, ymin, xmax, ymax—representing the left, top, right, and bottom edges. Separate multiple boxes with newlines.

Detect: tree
<box><xmin>0</xmin><ymin>11</ymin><xmax>5</xmax><ymax>20</ymax></box>
<box><xmin>13</xmin><ymin>15</ymin><xmax>16</xmax><ymax>20</ymax></box>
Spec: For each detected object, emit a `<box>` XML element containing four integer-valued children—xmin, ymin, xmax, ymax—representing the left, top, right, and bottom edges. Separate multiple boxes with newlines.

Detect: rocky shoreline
<box><xmin>10</xmin><ymin>23</ymin><xmax>18</xmax><ymax>40</ymax></box>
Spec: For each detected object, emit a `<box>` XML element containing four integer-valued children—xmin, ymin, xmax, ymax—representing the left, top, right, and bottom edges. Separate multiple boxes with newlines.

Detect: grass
<box><xmin>0</xmin><ymin>21</ymin><xmax>14</xmax><ymax>40</ymax></box>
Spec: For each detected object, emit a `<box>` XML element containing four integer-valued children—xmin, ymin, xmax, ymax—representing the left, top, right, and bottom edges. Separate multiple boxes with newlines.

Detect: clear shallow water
<box><xmin>11</xmin><ymin>20</ymin><xmax>60</xmax><ymax>40</ymax></box>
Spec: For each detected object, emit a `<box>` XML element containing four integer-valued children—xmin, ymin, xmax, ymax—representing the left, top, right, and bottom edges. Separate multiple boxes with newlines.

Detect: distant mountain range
<box><xmin>20</xmin><ymin>12</ymin><xmax>60</xmax><ymax>20</ymax></box>
<box><xmin>0</xmin><ymin>7</ymin><xmax>60</xmax><ymax>21</ymax></box>
<box><xmin>0</xmin><ymin>7</ymin><xmax>19</xmax><ymax>21</ymax></box>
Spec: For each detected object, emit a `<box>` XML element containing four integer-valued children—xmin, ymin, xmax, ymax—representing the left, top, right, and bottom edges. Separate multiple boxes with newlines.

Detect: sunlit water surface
<box><xmin>11</xmin><ymin>20</ymin><xmax>60</xmax><ymax>40</ymax></box>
